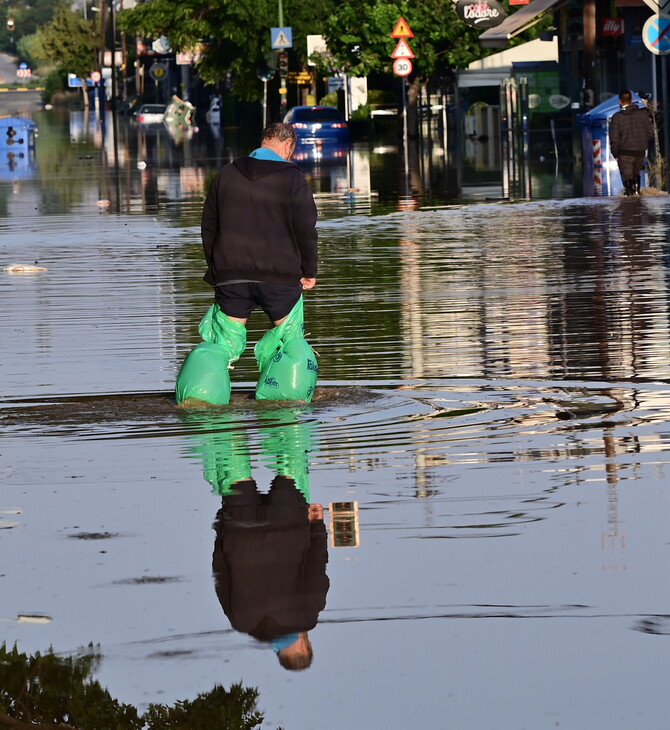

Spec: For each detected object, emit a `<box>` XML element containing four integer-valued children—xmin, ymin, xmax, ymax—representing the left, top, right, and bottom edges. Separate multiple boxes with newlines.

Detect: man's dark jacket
<box><xmin>610</xmin><ymin>104</ymin><xmax>654</xmax><ymax>157</ymax></box>
<box><xmin>212</xmin><ymin>478</ymin><xmax>330</xmax><ymax>641</ymax></box>
<box><xmin>201</xmin><ymin>157</ymin><xmax>318</xmax><ymax>287</ymax></box>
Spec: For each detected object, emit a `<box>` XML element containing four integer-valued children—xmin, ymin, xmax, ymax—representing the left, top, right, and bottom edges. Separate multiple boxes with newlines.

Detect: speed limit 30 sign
<box><xmin>393</xmin><ymin>58</ymin><xmax>413</xmax><ymax>76</ymax></box>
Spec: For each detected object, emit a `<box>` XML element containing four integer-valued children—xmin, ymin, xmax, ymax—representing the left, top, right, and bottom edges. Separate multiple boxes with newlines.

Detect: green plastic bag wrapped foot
<box><xmin>255</xmin><ymin>297</ymin><xmax>318</xmax><ymax>402</ymax></box>
<box><xmin>176</xmin><ymin>304</ymin><xmax>247</xmax><ymax>405</ymax></box>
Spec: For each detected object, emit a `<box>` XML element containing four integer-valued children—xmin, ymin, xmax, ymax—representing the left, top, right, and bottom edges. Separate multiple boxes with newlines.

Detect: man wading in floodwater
<box><xmin>201</xmin><ymin>122</ymin><xmax>318</xmax><ymax>331</ymax></box>
<box><xmin>609</xmin><ymin>89</ymin><xmax>654</xmax><ymax>196</ymax></box>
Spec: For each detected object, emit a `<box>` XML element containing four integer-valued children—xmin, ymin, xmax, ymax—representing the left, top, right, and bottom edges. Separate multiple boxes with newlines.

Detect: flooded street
<box><xmin>3</xmin><ymin>112</ymin><xmax>670</xmax><ymax>728</ymax></box>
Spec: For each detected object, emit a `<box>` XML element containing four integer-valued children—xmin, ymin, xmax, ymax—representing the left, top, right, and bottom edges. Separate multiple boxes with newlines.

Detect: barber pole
<box><xmin>592</xmin><ymin>139</ymin><xmax>603</xmax><ymax>195</ymax></box>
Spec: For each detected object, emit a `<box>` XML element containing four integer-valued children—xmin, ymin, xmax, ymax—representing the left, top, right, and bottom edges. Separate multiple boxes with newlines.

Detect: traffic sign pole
<box><xmin>270</xmin><ymin>24</ymin><xmax>293</xmax><ymax>120</ymax></box>
<box><xmin>390</xmin><ymin>16</ymin><xmax>414</xmax><ymax>168</ymax></box>
<box><xmin>641</xmin><ymin>13</ymin><xmax>670</xmax><ymax>189</ymax></box>
<box><xmin>664</xmin><ymin>54</ymin><xmax>669</xmax><ymax>189</ymax></box>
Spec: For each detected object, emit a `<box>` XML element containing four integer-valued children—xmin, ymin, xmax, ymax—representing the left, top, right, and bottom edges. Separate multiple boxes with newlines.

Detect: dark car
<box><xmin>283</xmin><ymin>106</ymin><xmax>349</xmax><ymax>143</ymax></box>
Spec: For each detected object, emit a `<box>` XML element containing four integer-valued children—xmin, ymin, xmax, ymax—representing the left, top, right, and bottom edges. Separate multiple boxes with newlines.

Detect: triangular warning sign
<box><xmin>391</xmin><ymin>17</ymin><xmax>414</xmax><ymax>38</ymax></box>
<box><xmin>391</xmin><ymin>38</ymin><xmax>415</xmax><ymax>59</ymax></box>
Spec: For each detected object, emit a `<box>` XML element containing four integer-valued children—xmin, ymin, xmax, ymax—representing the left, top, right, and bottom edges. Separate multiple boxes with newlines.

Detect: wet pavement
<box><xmin>2</xmin><ymin>111</ymin><xmax>670</xmax><ymax>728</ymax></box>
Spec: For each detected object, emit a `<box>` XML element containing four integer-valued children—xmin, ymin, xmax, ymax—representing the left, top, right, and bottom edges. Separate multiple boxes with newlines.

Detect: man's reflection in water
<box><xmin>190</xmin><ymin>412</ymin><xmax>329</xmax><ymax>671</ymax></box>
<box><xmin>212</xmin><ymin>477</ymin><xmax>328</xmax><ymax>670</ymax></box>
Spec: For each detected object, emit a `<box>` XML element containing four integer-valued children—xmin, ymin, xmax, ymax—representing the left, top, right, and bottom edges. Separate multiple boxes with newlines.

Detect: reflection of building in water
<box><xmin>180</xmin><ymin>166</ymin><xmax>206</xmax><ymax>195</ymax></box>
<box><xmin>399</xmin><ymin>201</ymin><xmax>670</xmax><ymax>382</ymax></box>
<box><xmin>601</xmin><ymin>428</ymin><xmax>627</xmax><ymax>572</ymax></box>
<box><xmin>400</xmin><ymin>212</ymin><xmax>553</xmax><ymax>379</ymax></box>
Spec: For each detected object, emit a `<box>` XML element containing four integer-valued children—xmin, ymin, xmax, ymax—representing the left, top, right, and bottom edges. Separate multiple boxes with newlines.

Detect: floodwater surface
<box><xmin>2</xmin><ymin>113</ymin><xmax>670</xmax><ymax>729</ymax></box>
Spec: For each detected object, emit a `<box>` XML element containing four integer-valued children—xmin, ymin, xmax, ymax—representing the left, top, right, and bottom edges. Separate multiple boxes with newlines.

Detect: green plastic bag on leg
<box><xmin>175</xmin><ymin>304</ymin><xmax>247</xmax><ymax>405</ymax></box>
<box><xmin>254</xmin><ymin>297</ymin><xmax>318</xmax><ymax>402</ymax></box>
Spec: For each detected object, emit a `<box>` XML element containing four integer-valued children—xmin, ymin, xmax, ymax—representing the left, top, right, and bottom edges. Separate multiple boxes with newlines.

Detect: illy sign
<box><xmin>455</xmin><ymin>0</ymin><xmax>506</xmax><ymax>29</ymax></box>
<box><xmin>602</xmin><ymin>17</ymin><xmax>624</xmax><ymax>36</ymax></box>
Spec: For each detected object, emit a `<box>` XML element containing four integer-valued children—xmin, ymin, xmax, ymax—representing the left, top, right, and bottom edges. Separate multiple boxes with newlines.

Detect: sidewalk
<box><xmin>0</xmin><ymin>51</ymin><xmax>18</xmax><ymax>84</ymax></box>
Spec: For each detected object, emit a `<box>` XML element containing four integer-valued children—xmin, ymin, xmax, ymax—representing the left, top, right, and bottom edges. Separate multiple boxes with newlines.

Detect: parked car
<box><xmin>283</xmin><ymin>106</ymin><xmax>349</xmax><ymax>143</ymax></box>
<box><xmin>134</xmin><ymin>104</ymin><xmax>167</xmax><ymax>124</ymax></box>
<box><xmin>206</xmin><ymin>97</ymin><xmax>221</xmax><ymax>125</ymax></box>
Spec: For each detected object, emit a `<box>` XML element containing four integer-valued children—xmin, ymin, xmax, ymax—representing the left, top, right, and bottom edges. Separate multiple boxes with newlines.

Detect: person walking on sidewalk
<box><xmin>610</xmin><ymin>89</ymin><xmax>654</xmax><ymax>196</ymax></box>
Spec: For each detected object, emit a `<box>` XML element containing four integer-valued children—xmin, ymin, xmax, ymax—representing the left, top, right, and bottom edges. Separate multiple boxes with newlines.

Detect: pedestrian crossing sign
<box><xmin>271</xmin><ymin>27</ymin><xmax>293</xmax><ymax>49</ymax></box>
<box><xmin>391</xmin><ymin>17</ymin><xmax>414</xmax><ymax>38</ymax></box>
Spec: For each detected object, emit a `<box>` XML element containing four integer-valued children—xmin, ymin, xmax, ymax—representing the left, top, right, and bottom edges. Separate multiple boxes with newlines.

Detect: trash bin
<box><xmin>579</xmin><ymin>93</ymin><xmax>649</xmax><ymax>196</ymax></box>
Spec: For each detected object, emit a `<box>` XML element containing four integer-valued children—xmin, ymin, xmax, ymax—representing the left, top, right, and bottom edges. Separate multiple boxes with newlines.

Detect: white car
<box><xmin>134</xmin><ymin>104</ymin><xmax>166</xmax><ymax>124</ymax></box>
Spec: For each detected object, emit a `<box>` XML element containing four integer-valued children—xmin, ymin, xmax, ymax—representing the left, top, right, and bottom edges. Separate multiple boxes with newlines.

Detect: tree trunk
<box><xmin>406</xmin><ymin>76</ymin><xmax>424</xmax><ymax>139</ymax></box>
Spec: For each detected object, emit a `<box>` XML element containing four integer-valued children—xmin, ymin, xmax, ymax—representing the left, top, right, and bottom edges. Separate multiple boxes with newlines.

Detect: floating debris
<box><xmin>0</xmin><ymin>613</ymin><xmax>53</xmax><ymax>624</ymax></box>
<box><xmin>3</xmin><ymin>263</ymin><xmax>48</xmax><ymax>273</ymax></box>
<box><xmin>112</xmin><ymin>575</ymin><xmax>184</xmax><ymax>585</ymax></box>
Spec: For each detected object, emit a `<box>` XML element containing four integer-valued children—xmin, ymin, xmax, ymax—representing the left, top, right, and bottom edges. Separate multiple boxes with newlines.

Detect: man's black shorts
<box><xmin>214</xmin><ymin>282</ymin><xmax>302</xmax><ymax>322</ymax></box>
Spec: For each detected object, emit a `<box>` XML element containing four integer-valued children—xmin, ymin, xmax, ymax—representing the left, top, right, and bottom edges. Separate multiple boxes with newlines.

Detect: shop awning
<box><xmin>458</xmin><ymin>37</ymin><xmax>558</xmax><ymax>87</ymax></box>
<box><xmin>479</xmin><ymin>0</ymin><xmax>568</xmax><ymax>48</ymax></box>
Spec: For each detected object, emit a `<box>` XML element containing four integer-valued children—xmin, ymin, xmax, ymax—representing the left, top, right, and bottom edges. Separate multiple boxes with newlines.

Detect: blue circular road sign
<box><xmin>643</xmin><ymin>14</ymin><xmax>670</xmax><ymax>55</ymax></box>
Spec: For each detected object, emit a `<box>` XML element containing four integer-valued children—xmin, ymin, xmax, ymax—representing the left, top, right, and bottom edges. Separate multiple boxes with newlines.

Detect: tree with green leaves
<box><xmin>318</xmin><ymin>0</ymin><xmax>496</xmax><ymax>134</ymax></box>
<box><xmin>118</xmin><ymin>0</ymin><xmax>545</xmax><ymax>133</ymax></box>
<box><xmin>0</xmin><ymin>642</ymin><xmax>267</xmax><ymax>730</ymax></box>
<box><xmin>118</xmin><ymin>0</ymin><xmax>336</xmax><ymax>101</ymax></box>
<box><xmin>5</xmin><ymin>0</ymin><xmax>64</xmax><ymax>41</ymax></box>
<box><xmin>34</xmin><ymin>3</ymin><xmax>96</xmax><ymax>79</ymax></box>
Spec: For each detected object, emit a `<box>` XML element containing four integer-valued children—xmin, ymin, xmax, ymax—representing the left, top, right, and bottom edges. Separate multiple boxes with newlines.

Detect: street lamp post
<box><xmin>109</xmin><ymin>0</ymin><xmax>118</xmax><ymax>109</ymax></box>
<box><xmin>6</xmin><ymin>17</ymin><xmax>14</xmax><ymax>54</ymax></box>
<box><xmin>278</xmin><ymin>0</ymin><xmax>287</xmax><ymax>117</ymax></box>
<box><xmin>258</xmin><ymin>70</ymin><xmax>275</xmax><ymax>128</ymax></box>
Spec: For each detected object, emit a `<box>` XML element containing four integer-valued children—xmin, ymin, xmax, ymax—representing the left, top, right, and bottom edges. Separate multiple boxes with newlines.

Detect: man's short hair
<box><xmin>619</xmin><ymin>89</ymin><xmax>632</xmax><ymax>105</ymax></box>
<box><xmin>277</xmin><ymin>639</ymin><xmax>313</xmax><ymax>671</ymax></box>
<box><xmin>261</xmin><ymin>122</ymin><xmax>296</xmax><ymax>146</ymax></box>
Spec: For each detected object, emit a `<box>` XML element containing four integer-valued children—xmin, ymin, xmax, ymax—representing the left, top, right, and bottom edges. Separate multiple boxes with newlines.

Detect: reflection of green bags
<box><xmin>175</xmin><ymin>304</ymin><xmax>247</xmax><ymax>405</ymax></box>
<box><xmin>254</xmin><ymin>297</ymin><xmax>318</xmax><ymax>402</ymax></box>
<box><xmin>259</xmin><ymin>412</ymin><xmax>316</xmax><ymax>500</ymax></box>
<box><xmin>183</xmin><ymin>410</ymin><xmax>315</xmax><ymax>499</ymax></box>
<box><xmin>190</xmin><ymin>415</ymin><xmax>252</xmax><ymax>496</ymax></box>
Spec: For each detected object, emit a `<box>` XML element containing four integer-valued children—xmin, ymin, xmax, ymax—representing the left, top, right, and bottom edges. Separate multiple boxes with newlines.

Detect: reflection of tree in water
<box><xmin>0</xmin><ymin>643</ymin><xmax>266</xmax><ymax>729</ymax></box>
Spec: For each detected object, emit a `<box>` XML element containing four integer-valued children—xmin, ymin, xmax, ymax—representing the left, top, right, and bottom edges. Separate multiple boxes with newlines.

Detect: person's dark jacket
<box><xmin>201</xmin><ymin>157</ymin><xmax>318</xmax><ymax>287</ymax></box>
<box><xmin>212</xmin><ymin>477</ymin><xmax>329</xmax><ymax>641</ymax></box>
<box><xmin>610</xmin><ymin>104</ymin><xmax>654</xmax><ymax>157</ymax></box>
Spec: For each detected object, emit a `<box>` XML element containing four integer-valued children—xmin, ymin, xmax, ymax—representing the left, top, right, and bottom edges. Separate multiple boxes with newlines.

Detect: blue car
<box><xmin>284</xmin><ymin>106</ymin><xmax>349</xmax><ymax>144</ymax></box>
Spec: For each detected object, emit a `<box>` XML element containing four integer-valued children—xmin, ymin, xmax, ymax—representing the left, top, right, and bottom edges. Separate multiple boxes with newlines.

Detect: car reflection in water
<box><xmin>293</xmin><ymin>141</ymin><xmax>351</xmax><ymax>195</ymax></box>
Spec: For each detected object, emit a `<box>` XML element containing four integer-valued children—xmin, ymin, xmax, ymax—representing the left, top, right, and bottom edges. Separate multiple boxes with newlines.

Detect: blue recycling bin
<box><xmin>579</xmin><ymin>93</ymin><xmax>649</xmax><ymax>196</ymax></box>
